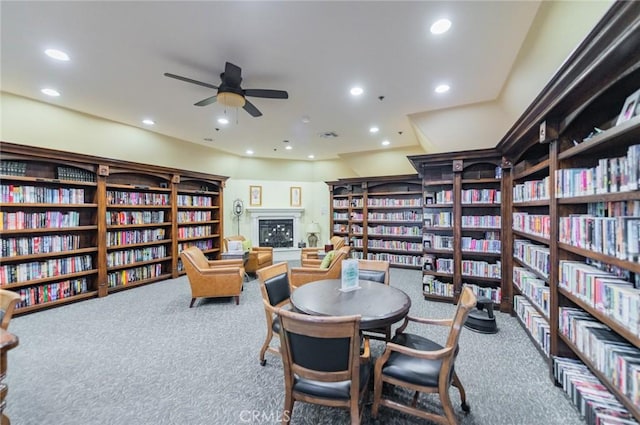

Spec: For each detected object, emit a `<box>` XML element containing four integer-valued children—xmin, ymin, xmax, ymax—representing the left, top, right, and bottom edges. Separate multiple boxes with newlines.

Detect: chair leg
<box><xmin>411</xmin><ymin>390</ymin><xmax>420</xmax><ymax>407</ymax></box>
<box><xmin>234</xmin><ymin>296</ymin><xmax>239</xmax><ymax>305</ymax></box>
<box><xmin>189</xmin><ymin>298</ymin><xmax>196</xmax><ymax>308</ymax></box>
<box><xmin>282</xmin><ymin>396</ymin><xmax>294</xmax><ymax>425</ymax></box>
<box><xmin>372</xmin><ymin>373</ymin><xmax>383</xmax><ymax>417</ymax></box>
<box><xmin>452</xmin><ymin>372</ymin><xmax>470</xmax><ymax>412</ymax></box>
<box><xmin>439</xmin><ymin>386</ymin><xmax>458</xmax><ymax>425</ymax></box>
<box><xmin>259</xmin><ymin>330</ymin><xmax>274</xmax><ymax>366</ymax></box>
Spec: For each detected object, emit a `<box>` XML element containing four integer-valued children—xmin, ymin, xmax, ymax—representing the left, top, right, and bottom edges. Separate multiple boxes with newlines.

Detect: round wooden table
<box><xmin>290</xmin><ymin>279</ymin><xmax>411</xmax><ymax>330</ymax></box>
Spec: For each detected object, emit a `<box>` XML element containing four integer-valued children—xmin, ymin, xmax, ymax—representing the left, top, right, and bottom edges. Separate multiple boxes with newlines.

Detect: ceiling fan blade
<box><xmin>164</xmin><ymin>72</ymin><xmax>218</xmax><ymax>90</ymax></box>
<box><xmin>194</xmin><ymin>95</ymin><xmax>218</xmax><ymax>107</ymax></box>
<box><xmin>243</xmin><ymin>99</ymin><xmax>262</xmax><ymax>117</ymax></box>
<box><xmin>244</xmin><ymin>89</ymin><xmax>289</xmax><ymax>99</ymax></box>
<box><xmin>223</xmin><ymin>62</ymin><xmax>242</xmax><ymax>87</ymax></box>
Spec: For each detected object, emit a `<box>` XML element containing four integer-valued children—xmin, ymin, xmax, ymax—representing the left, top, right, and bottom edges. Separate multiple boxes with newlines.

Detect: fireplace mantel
<box><xmin>246</xmin><ymin>208</ymin><xmax>305</xmax><ymax>250</ymax></box>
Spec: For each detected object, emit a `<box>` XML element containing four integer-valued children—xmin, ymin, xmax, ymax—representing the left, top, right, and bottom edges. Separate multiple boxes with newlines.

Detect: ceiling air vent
<box><xmin>319</xmin><ymin>131</ymin><xmax>338</xmax><ymax>139</ymax></box>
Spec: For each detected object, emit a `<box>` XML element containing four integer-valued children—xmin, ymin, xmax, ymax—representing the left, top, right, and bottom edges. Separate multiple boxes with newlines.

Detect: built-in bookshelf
<box><xmin>0</xmin><ymin>142</ymin><xmax>228</xmax><ymax>314</ymax></box>
<box><xmin>408</xmin><ymin>149</ymin><xmax>506</xmax><ymax>310</ymax></box>
<box><xmin>327</xmin><ymin>175</ymin><xmax>423</xmax><ymax>269</ymax></box>
<box><xmin>497</xmin><ymin>3</ymin><xmax>640</xmax><ymax>421</ymax></box>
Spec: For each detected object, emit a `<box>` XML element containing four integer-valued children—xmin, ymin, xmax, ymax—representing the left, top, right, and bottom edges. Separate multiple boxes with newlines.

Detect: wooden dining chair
<box><xmin>274</xmin><ymin>307</ymin><xmax>371</xmax><ymax>425</ymax></box>
<box><xmin>0</xmin><ymin>289</ymin><xmax>21</xmax><ymax>330</ymax></box>
<box><xmin>256</xmin><ymin>262</ymin><xmax>291</xmax><ymax>366</ymax></box>
<box><xmin>372</xmin><ymin>285</ymin><xmax>477</xmax><ymax>425</ymax></box>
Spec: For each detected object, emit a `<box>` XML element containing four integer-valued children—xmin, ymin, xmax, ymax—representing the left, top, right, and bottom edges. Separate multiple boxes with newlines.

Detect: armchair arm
<box><xmin>252</xmin><ymin>246</ymin><xmax>273</xmax><ymax>253</ymax></box>
<box><xmin>301</xmin><ymin>258</ymin><xmax>323</xmax><ymax>268</ymax></box>
<box><xmin>394</xmin><ymin>315</ymin><xmax>452</xmax><ymax>335</ymax></box>
<box><xmin>198</xmin><ymin>266</ymin><xmax>244</xmax><ymax>277</ymax></box>
<box><xmin>383</xmin><ymin>341</ymin><xmax>452</xmax><ymax>361</ymax></box>
<box><xmin>208</xmin><ymin>259</ymin><xmax>244</xmax><ymax>267</ymax></box>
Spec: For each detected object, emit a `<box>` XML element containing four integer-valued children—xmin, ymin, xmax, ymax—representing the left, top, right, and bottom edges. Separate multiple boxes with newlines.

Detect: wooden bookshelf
<box><xmin>0</xmin><ymin>141</ymin><xmax>228</xmax><ymax>314</ymax></box>
<box><xmin>326</xmin><ymin>175</ymin><xmax>423</xmax><ymax>269</ymax></box>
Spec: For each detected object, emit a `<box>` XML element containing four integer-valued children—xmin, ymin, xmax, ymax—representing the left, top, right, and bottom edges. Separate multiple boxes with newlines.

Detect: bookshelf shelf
<box><xmin>14</xmin><ymin>291</ymin><xmax>99</xmax><ymax>314</ymax></box>
<box><xmin>1</xmin><ymin>269</ymin><xmax>98</xmax><ymax>290</ymax></box>
<box><xmin>512</xmin><ymin>229</ymin><xmax>550</xmax><ymax>245</ymax></box>
<box><xmin>0</xmin><ymin>225</ymin><xmax>99</xmax><ymax>235</ymax></box>
<box><xmin>107</xmin><ymin>256</ymin><xmax>173</xmax><ymax>272</ymax></box>
<box><xmin>2</xmin><ymin>247</ymin><xmax>98</xmax><ymax>263</ymax></box>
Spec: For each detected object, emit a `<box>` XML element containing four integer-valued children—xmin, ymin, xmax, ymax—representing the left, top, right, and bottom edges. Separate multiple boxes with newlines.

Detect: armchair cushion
<box><xmin>319</xmin><ymin>250</ymin><xmax>335</xmax><ymax>269</ymax></box>
<box><xmin>382</xmin><ymin>334</ymin><xmax>445</xmax><ymax>387</ymax></box>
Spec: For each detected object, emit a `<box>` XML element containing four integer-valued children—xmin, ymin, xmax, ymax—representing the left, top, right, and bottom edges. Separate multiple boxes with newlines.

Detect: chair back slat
<box><xmin>445</xmin><ymin>285</ymin><xmax>477</xmax><ymax>351</ymax></box>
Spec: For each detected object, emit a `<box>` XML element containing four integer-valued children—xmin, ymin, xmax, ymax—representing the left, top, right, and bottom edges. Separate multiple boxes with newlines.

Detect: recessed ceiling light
<box><xmin>350</xmin><ymin>87</ymin><xmax>363</xmax><ymax>96</ymax></box>
<box><xmin>217</xmin><ymin>117</ymin><xmax>229</xmax><ymax>124</ymax></box>
<box><xmin>41</xmin><ymin>88</ymin><xmax>60</xmax><ymax>97</ymax></box>
<box><xmin>435</xmin><ymin>84</ymin><xmax>450</xmax><ymax>93</ymax></box>
<box><xmin>44</xmin><ymin>48</ymin><xmax>70</xmax><ymax>61</ymax></box>
<box><xmin>285</xmin><ymin>146</ymin><xmax>292</xmax><ymax>150</ymax></box>
<box><xmin>142</xmin><ymin>119</ymin><xmax>155</xmax><ymax>125</ymax></box>
<box><xmin>369</xmin><ymin>126</ymin><xmax>379</xmax><ymax>133</ymax></box>
<box><xmin>381</xmin><ymin>140</ymin><xmax>391</xmax><ymax>146</ymax></box>
<box><xmin>308</xmin><ymin>154</ymin><xmax>315</xmax><ymax>159</ymax></box>
<box><xmin>430</xmin><ymin>18</ymin><xmax>451</xmax><ymax>35</ymax></box>
<box><xmin>246</xmin><ymin>149</ymin><xmax>254</xmax><ymax>155</ymax></box>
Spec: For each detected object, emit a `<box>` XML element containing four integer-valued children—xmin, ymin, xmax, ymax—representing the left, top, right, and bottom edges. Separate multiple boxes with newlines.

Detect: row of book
<box><xmin>461</xmin><ymin>215</ymin><xmax>501</xmax><ymax>228</ymax></box>
<box><xmin>365</xmin><ymin>252</ymin><xmax>422</xmax><ymax>267</ymax></box>
<box><xmin>513</xmin><ymin>212</ymin><xmax>551</xmax><ymax>239</ymax></box>
<box><xmin>0</xmin><ymin>254</ymin><xmax>93</xmax><ymax>285</ymax></box>
<box><xmin>106</xmin><ymin>246</ymin><xmax>168</xmax><ymax>268</ymax></box>
<box><xmin>424</xmin><ymin>256</ymin><xmax>453</xmax><ymax>274</ymax></box>
<box><xmin>589</xmin><ymin>201</ymin><xmax>640</xmax><ymax>218</ymax></box>
<box><xmin>553</xmin><ymin>356</ymin><xmax>639</xmax><ymax>425</ymax></box>
<box><xmin>559</xmin><ymin>261</ymin><xmax>639</xmax><ymax>336</ymax></box>
<box><xmin>460</xmin><ymin>188</ymin><xmax>501</xmax><ymax>204</ymax></box>
<box><xmin>559</xmin><ymin>307</ymin><xmax>639</xmax><ymax>408</ymax></box>
<box><xmin>1</xmin><ymin>234</ymin><xmax>81</xmax><ymax>257</ymax></box>
<box><xmin>513</xmin><ymin>266</ymin><xmax>550</xmax><ymax>317</ymax></box>
<box><xmin>0</xmin><ymin>210</ymin><xmax>81</xmax><ymax>230</ymax></box>
<box><xmin>513</xmin><ymin>176</ymin><xmax>550</xmax><ymax>202</ymax></box>
<box><xmin>367</xmin><ymin>211</ymin><xmax>422</xmax><ymax>221</ymax></box>
<box><xmin>424</xmin><ymin>212</ymin><xmax>452</xmax><ymax>227</ymax></box>
<box><xmin>56</xmin><ymin>166</ymin><xmax>95</xmax><ymax>182</ymax></box>
<box><xmin>177</xmin><ymin>240</ymin><xmax>215</xmax><ymax>253</ymax></box>
<box><xmin>0</xmin><ymin>161</ymin><xmax>27</xmax><ymax>177</ymax></box>
<box><xmin>106</xmin><ymin>229</ymin><xmax>166</xmax><ymax>246</ymax></box>
<box><xmin>465</xmin><ymin>282</ymin><xmax>502</xmax><ymax>304</ymax></box>
<box><xmin>514</xmin><ymin>239</ymin><xmax>550</xmax><ymax>278</ymax></box>
<box><xmin>461</xmin><ymin>260</ymin><xmax>501</xmax><ymax>279</ymax></box>
<box><xmin>106</xmin><ymin>210</ymin><xmax>166</xmax><ymax>225</ymax></box>
<box><xmin>555</xmin><ymin>144</ymin><xmax>640</xmax><ymax>197</ymax></box>
<box><xmin>176</xmin><ymin>194</ymin><xmax>213</xmax><ymax>207</ymax></box>
<box><xmin>423</xmin><ymin>234</ymin><xmax>453</xmax><ymax>250</ymax></box>
<box><xmin>350</xmin><ymin>212</ymin><xmax>364</xmax><ymax>220</ymax></box>
<box><xmin>334</xmin><ymin>224</ymin><xmax>349</xmax><ymax>233</ymax></box>
<box><xmin>1</xmin><ymin>184</ymin><xmax>86</xmax><ymax>204</ymax></box>
<box><xmin>367</xmin><ymin>198</ymin><xmax>422</xmax><ymax>207</ymax></box>
<box><xmin>425</xmin><ymin>190</ymin><xmax>454</xmax><ymax>205</ymax></box>
<box><xmin>177</xmin><ymin>226</ymin><xmax>212</xmax><ymax>239</ymax></box>
<box><xmin>367</xmin><ymin>225</ymin><xmax>422</xmax><ymax>236</ymax></box>
<box><xmin>514</xmin><ymin>295</ymin><xmax>551</xmax><ymax>357</ymax></box>
<box><xmin>107</xmin><ymin>264</ymin><xmax>163</xmax><ymax>288</ymax></box>
<box><xmin>559</xmin><ymin>215</ymin><xmax>640</xmax><ymax>262</ymax></box>
<box><xmin>460</xmin><ymin>236</ymin><xmax>501</xmax><ymax>253</ymax></box>
<box><xmin>333</xmin><ymin>212</ymin><xmax>349</xmax><ymax>220</ymax></box>
<box><xmin>422</xmin><ymin>275</ymin><xmax>454</xmax><ymax>297</ymax></box>
<box><xmin>15</xmin><ymin>278</ymin><xmax>89</xmax><ymax>308</ymax></box>
<box><xmin>333</xmin><ymin>199</ymin><xmax>350</xmax><ymax>208</ymax></box>
<box><xmin>176</xmin><ymin>210</ymin><xmax>213</xmax><ymax>223</ymax></box>
<box><xmin>106</xmin><ymin>190</ymin><xmax>169</xmax><ymax>206</ymax></box>
<box><xmin>367</xmin><ymin>239</ymin><xmax>422</xmax><ymax>252</ymax></box>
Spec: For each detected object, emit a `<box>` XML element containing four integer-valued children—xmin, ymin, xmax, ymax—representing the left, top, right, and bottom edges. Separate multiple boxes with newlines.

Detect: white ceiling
<box><xmin>1</xmin><ymin>1</ymin><xmax>541</xmax><ymax>161</ymax></box>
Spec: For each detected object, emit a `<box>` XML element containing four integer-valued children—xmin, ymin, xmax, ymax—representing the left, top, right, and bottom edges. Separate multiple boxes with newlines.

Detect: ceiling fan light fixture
<box><xmin>217</xmin><ymin>91</ymin><xmax>245</xmax><ymax>108</ymax></box>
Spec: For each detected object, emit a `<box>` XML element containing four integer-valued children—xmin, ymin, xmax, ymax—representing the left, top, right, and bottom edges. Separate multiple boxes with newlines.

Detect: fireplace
<box><xmin>247</xmin><ymin>208</ymin><xmax>304</xmax><ymax>252</ymax></box>
<box><xmin>259</xmin><ymin>218</ymin><xmax>293</xmax><ymax>248</ymax></box>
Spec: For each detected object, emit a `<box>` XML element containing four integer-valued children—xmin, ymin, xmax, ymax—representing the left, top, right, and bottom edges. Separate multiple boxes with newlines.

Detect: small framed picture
<box><xmin>616</xmin><ymin>88</ymin><xmax>640</xmax><ymax>126</ymax></box>
<box><xmin>250</xmin><ymin>185</ymin><xmax>262</xmax><ymax>206</ymax></box>
<box><xmin>290</xmin><ymin>186</ymin><xmax>302</xmax><ymax>207</ymax></box>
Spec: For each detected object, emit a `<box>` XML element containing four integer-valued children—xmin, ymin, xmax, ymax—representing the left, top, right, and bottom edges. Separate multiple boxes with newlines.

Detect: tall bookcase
<box><xmin>408</xmin><ymin>149</ymin><xmax>507</xmax><ymax>311</ymax></box>
<box><xmin>498</xmin><ymin>2</ymin><xmax>640</xmax><ymax>420</ymax></box>
<box><xmin>0</xmin><ymin>142</ymin><xmax>227</xmax><ymax>314</ymax></box>
<box><xmin>327</xmin><ymin>175</ymin><xmax>423</xmax><ymax>269</ymax></box>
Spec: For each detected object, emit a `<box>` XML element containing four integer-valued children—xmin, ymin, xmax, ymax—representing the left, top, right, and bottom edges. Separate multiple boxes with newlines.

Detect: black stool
<box><xmin>464</xmin><ymin>296</ymin><xmax>498</xmax><ymax>334</ymax></box>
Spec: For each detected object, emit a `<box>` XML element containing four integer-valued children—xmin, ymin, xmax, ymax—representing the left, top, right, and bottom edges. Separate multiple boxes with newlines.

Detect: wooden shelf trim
<box><xmin>107</xmin><ymin>222</ymin><xmax>172</xmax><ymax>229</ymax></box>
<box><xmin>422</xmin><ymin>292</ymin><xmax>454</xmax><ymax>302</ymax></box>
<box><xmin>176</xmin><ymin>205</ymin><xmax>220</xmax><ymax>210</ymax></box>
<box><xmin>0</xmin><ymin>225</ymin><xmax>98</xmax><ymax>235</ymax></box>
<box><xmin>106</xmin><ymin>273</ymin><xmax>173</xmax><ymax>293</ymax></box>
<box><xmin>557</xmin><ymin>191</ymin><xmax>640</xmax><ymax>204</ymax></box>
<box><xmin>0</xmin><ymin>203</ymin><xmax>98</xmax><ymax>209</ymax></box>
<box><xmin>106</xmin><ymin>204</ymin><xmax>171</xmax><ymax>209</ymax></box>
<box><xmin>512</xmin><ymin>199</ymin><xmax>550</xmax><ymax>207</ymax></box>
<box><xmin>512</xmin><ymin>159</ymin><xmax>550</xmax><ymax>180</ymax></box>
<box><xmin>105</xmin><ymin>183</ymin><xmax>172</xmax><ymax>192</ymax></box>
<box><xmin>512</xmin><ymin>229</ymin><xmax>551</xmax><ymax>245</ymax></box>
<box><xmin>106</xmin><ymin>238</ymin><xmax>172</xmax><ymax>250</ymax></box>
<box><xmin>15</xmin><ymin>291</ymin><xmax>99</xmax><ymax>314</ymax></box>
<box><xmin>0</xmin><ymin>175</ymin><xmax>98</xmax><ymax>186</ymax></box>
<box><xmin>557</xmin><ymin>242</ymin><xmax>640</xmax><ymax>274</ymax></box>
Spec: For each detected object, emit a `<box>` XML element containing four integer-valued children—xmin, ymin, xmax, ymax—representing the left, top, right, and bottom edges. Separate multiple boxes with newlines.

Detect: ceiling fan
<box><xmin>164</xmin><ymin>62</ymin><xmax>288</xmax><ymax>117</ymax></box>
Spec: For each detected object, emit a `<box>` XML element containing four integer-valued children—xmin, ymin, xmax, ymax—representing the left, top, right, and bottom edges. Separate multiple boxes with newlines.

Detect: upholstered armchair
<box><xmin>0</xmin><ymin>289</ymin><xmax>21</xmax><ymax>330</ymax></box>
<box><xmin>289</xmin><ymin>246</ymin><xmax>351</xmax><ymax>289</ymax></box>
<box><xmin>300</xmin><ymin>235</ymin><xmax>346</xmax><ymax>267</ymax></box>
<box><xmin>224</xmin><ymin>235</ymin><xmax>273</xmax><ymax>274</ymax></box>
<box><xmin>180</xmin><ymin>246</ymin><xmax>245</xmax><ymax>307</ymax></box>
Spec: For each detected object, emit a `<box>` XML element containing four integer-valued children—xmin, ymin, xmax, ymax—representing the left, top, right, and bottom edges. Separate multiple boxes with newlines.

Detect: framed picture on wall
<box><xmin>616</xmin><ymin>88</ymin><xmax>640</xmax><ymax>126</ymax></box>
<box><xmin>290</xmin><ymin>186</ymin><xmax>302</xmax><ymax>207</ymax></box>
<box><xmin>250</xmin><ymin>185</ymin><xmax>262</xmax><ymax>206</ymax></box>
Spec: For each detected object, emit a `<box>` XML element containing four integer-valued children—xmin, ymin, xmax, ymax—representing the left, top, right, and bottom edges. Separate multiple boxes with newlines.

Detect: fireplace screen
<box><xmin>258</xmin><ymin>219</ymin><xmax>294</xmax><ymax>248</ymax></box>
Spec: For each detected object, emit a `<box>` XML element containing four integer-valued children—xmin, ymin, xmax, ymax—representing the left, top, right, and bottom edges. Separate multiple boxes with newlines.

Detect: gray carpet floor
<box><xmin>6</xmin><ymin>266</ymin><xmax>585</xmax><ymax>425</ymax></box>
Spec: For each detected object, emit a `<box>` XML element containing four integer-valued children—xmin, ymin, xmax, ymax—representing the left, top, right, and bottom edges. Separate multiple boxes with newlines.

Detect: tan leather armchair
<box><xmin>180</xmin><ymin>246</ymin><xmax>245</xmax><ymax>307</ymax></box>
<box><xmin>224</xmin><ymin>235</ymin><xmax>273</xmax><ymax>274</ymax></box>
<box><xmin>300</xmin><ymin>235</ymin><xmax>346</xmax><ymax>267</ymax></box>
<box><xmin>289</xmin><ymin>246</ymin><xmax>351</xmax><ymax>289</ymax></box>
<box><xmin>0</xmin><ymin>289</ymin><xmax>21</xmax><ymax>330</ymax></box>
